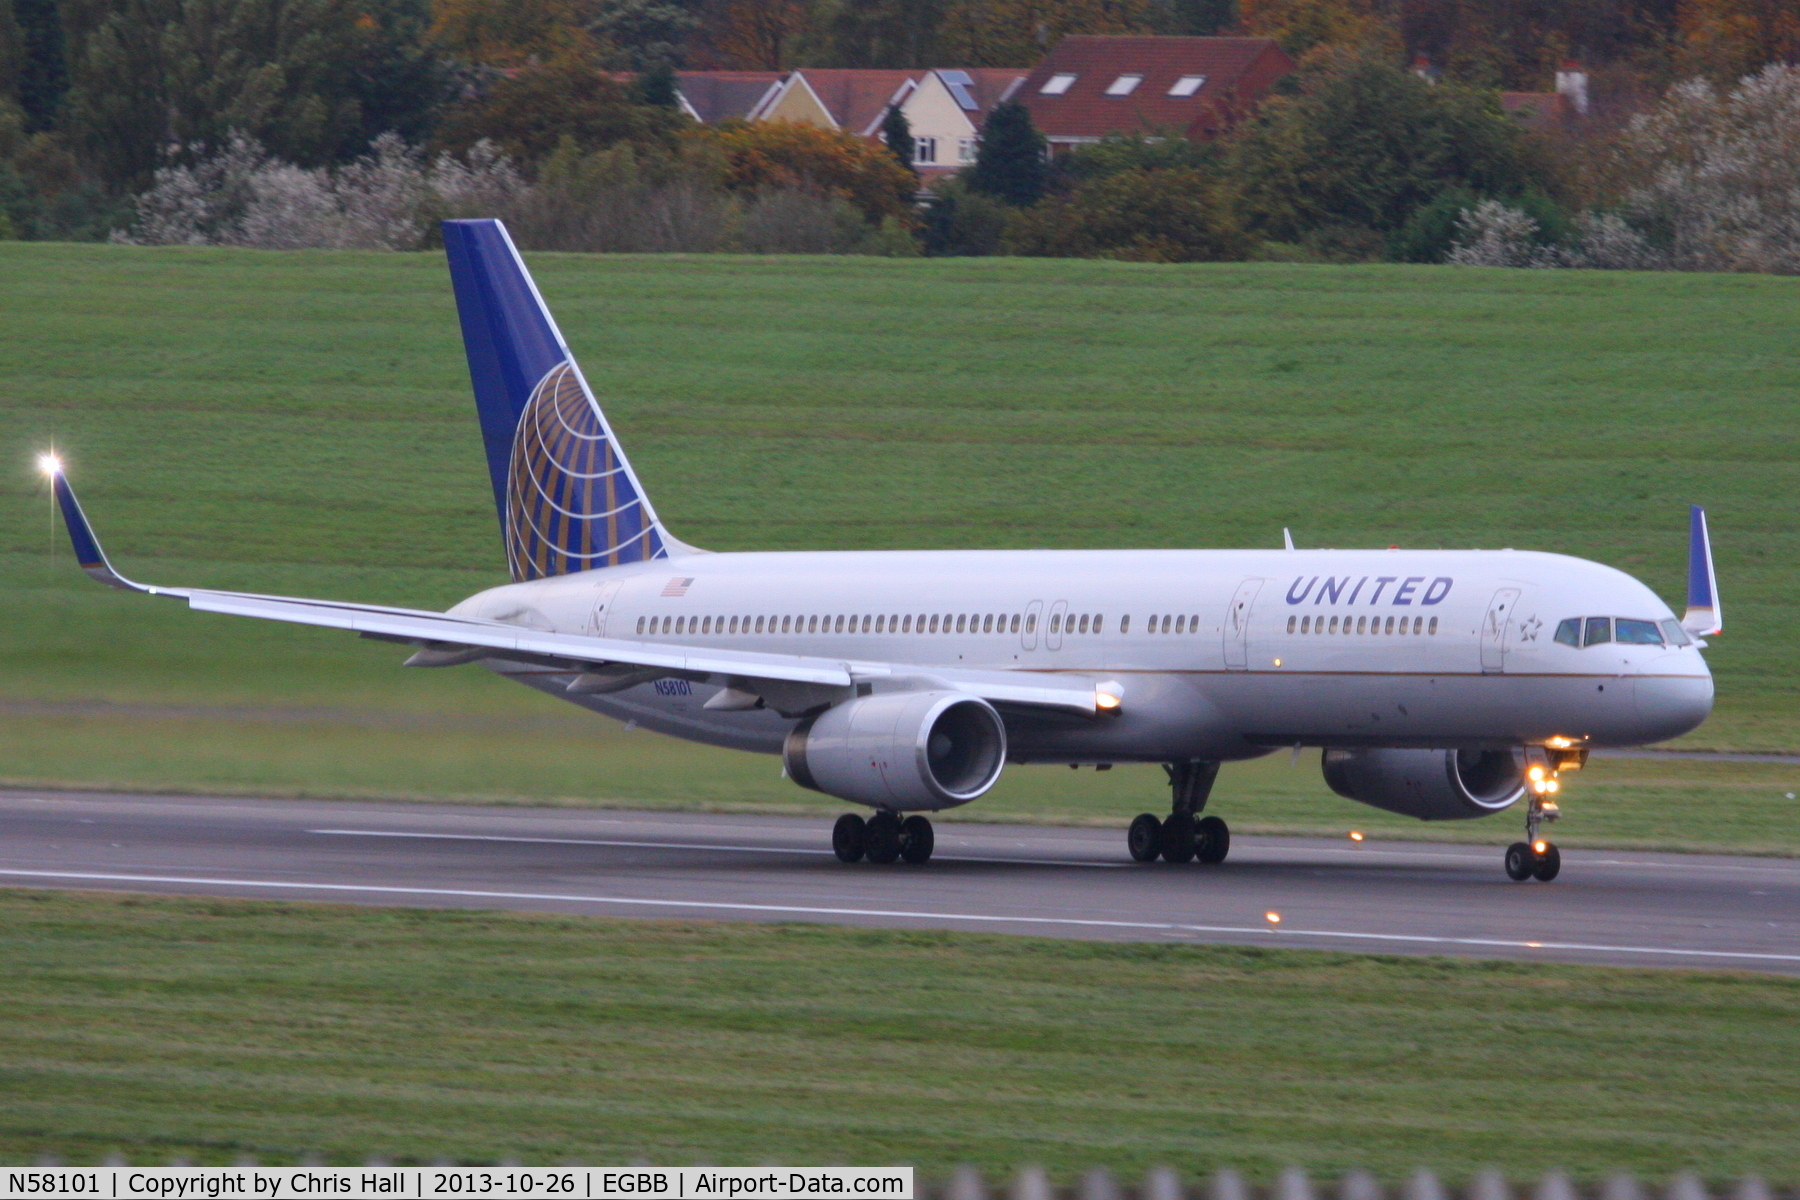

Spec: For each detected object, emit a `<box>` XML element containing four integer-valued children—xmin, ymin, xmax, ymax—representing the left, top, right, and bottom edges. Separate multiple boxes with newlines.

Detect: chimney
<box><xmin>1555</xmin><ymin>60</ymin><xmax>1589</xmax><ymax>116</ymax></box>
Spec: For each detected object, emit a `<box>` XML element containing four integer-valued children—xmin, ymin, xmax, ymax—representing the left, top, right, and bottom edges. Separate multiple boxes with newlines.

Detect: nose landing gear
<box><xmin>1504</xmin><ymin>755</ymin><xmax>1565</xmax><ymax>881</ymax></box>
<box><xmin>1128</xmin><ymin>760</ymin><xmax>1228</xmax><ymax>865</ymax></box>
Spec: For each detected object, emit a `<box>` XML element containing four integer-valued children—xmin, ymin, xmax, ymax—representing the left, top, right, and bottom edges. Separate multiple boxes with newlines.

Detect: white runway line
<box><xmin>3</xmin><ymin>866</ymin><xmax>1797</xmax><ymax>966</ymax></box>
<box><xmin>304</xmin><ymin>828</ymin><xmax>1127</xmax><ymax>869</ymax></box>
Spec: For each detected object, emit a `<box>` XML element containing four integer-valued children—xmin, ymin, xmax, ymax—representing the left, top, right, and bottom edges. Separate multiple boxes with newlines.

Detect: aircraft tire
<box><xmin>899</xmin><ymin>815</ymin><xmax>935</xmax><ymax>864</ymax></box>
<box><xmin>1532</xmin><ymin>843</ymin><xmax>1562</xmax><ymax>882</ymax></box>
<box><xmin>865</xmin><ymin>812</ymin><xmax>902</xmax><ymax>864</ymax></box>
<box><xmin>1504</xmin><ymin>842</ymin><xmax>1534</xmax><ymax>881</ymax></box>
<box><xmin>832</xmin><ymin>813</ymin><xmax>867</xmax><ymax>863</ymax></box>
<box><xmin>1196</xmin><ymin>815</ymin><xmax>1230</xmax><ymax>864</ymax></box>
<box><xmin>1127</xmin><ymin>814</ymin><xmax>1162</xmax><ymax>863</ymax></box>
<box><xmin>1160</xmin><ymin>812</ymin><xmax>1197</xmax><ymax>863</ymax></box>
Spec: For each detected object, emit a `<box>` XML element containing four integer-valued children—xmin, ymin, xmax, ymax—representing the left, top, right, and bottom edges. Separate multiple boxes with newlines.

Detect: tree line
<box><xmin>1</xmin><ymin>0</ymin><xmax>1796</xmax><ymax>268</ymax></box>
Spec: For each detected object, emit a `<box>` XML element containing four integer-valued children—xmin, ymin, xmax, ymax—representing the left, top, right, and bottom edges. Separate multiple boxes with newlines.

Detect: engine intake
<box><xmin>1321</xmin><ymin>748</ymin><xmax>1525</xmax><ymax>821</ymax></box>
<box><xmin>784</xmin><ymin>691</ymin><xmax>1007</xmax><ymax>811</ymax></box>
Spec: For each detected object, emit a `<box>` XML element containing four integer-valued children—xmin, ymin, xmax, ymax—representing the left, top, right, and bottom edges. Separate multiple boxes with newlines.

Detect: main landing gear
<box><xmin>833</xmin><ymin>812</ymin><xmax>934</xmax><ymax>865</ymax></box>
<box><xmin>1128</xmin><ymin>760</ymin><xmax>1229</xmax><ymax>865</ymax></box>
<box><xmin>1504</xmin><ymin>755</ymin><xmax>1565</xmax><ymax>882</ymax></box>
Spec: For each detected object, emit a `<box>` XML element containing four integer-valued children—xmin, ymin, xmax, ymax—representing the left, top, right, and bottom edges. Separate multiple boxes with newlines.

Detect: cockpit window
<box><xmin>1616</xmin><ymin>618</ymin><xmax>1664</xmax><ymax>645</ymax></box>
<box><xmin>1583</xmin><ymin>617</ymin><xmax>1612</xmax><ymax>647</ymax></box>
<box><xmin>1554</xmin><ymin>618</ymin><xmax>1581</xmax><ymax>647</ymax></box>
<box><xmin>1661</xmin><ymin>618</ymin><xmax>1692</xmax><ymax>647</ymax></box>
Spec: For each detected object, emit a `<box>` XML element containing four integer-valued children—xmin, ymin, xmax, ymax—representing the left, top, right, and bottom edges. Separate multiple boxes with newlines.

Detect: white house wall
<box><xmin>900</xmin><ymin>73</ymin><xmax>980</xmax><ymax>169</ymax></box>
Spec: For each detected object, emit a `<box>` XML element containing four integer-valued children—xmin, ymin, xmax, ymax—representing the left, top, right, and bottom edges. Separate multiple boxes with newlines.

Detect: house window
<box><xmin>915</xmin><ymin>137</ymin><xmax>938</xmax><ymax>165</ymax></box>
<box><xmin>1041</xmin><ymin>73</ymin><xmax>1077</xmax><ymax>95</ymax></box>
<box><xmin>958</xmin><ymin>138</ymin><xmax>977</xmax><ymax>163</ymax></box>
<box><xmin>1169</xmin><ymin>75</ymin><xmax>1206</xmax><ymax>97</ymax></box>
<box><xmin>1104</xmin><ymin>74</ymin><xmax>1142</xmax><ymax>96</ymax></box>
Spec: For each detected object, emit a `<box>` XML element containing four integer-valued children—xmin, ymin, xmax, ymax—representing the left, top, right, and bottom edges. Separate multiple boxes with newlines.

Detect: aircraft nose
<box><xmin>1633</xmin><ymin>657</ymin><xmax>1714</xmax><ymax>742</ymax></box>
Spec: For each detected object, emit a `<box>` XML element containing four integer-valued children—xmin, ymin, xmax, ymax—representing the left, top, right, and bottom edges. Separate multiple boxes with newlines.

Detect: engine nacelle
<box><xmin>783</xmin><ymin>691</ymin><xmax>1007</xmax><ymax>811</ymax></box>
<box><xmin>1321</xmin><ymin>748</ymin><xmax>1525</xmax><ymax>821</ymax></box>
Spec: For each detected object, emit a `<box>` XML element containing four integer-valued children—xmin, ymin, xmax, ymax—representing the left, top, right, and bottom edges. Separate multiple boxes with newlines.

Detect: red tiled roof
<box><xmin>675</xmin><ymin>71</ymin><xmax>785</xmax><ymax>123</ymax></box>
<box><xmin>1017</xmin><ymin>36</ymin><xmax>1294</xmax><ymax>141</ymax></box>
<box><xmin>786</xmin><ymin>69</ymin><xmax>923</xmax><ymax>134</ymax></box>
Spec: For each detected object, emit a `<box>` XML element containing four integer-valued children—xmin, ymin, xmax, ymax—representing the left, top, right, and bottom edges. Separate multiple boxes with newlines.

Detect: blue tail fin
<box><xmin>442</xmin><ymin>219</ymin><xmax>687</xmax><ymax>581</ymax></box>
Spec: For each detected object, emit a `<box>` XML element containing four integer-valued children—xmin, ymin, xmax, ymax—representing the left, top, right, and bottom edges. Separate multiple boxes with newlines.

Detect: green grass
<box><xmin>3</xmin><ymin>889</ymin><xmax>1799</xmax><ymax>1176</ymax></box>
<box><xmin>3</xmin><ymin>243</ymin><xmax>1797</xmax><ymax>843</ymax></box>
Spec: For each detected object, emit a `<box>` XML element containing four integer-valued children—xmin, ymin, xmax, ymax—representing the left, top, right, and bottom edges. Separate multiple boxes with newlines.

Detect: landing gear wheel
<box><xmin>1160</xmin><ymin>812</ymin><xmax>1197</xmax><ymax>863</ymax></box>
<box><xmin>1532</xmin><ymin>842</ymin><xmax>1561</xmax><ymax>882</ymax></box>
<box><xmin>1504</xmin><ymin>842</ymin><xmax>1534</xmax><ymax>882</ymax></box>
<box><xmin>832</xmin><ymin>814</ymin><xmax>867</xmax><ymax>863</ymax></box>
<box><xmin>864</xmin><ymin>812</ymin><xmax>901</xmax><ymax>864</ymax></box>
<box><xmin>899</xmin><ymin>816</ymin><xmax>935</xmax><ymax>864</ymax></box>
<box><xmin>1195</xmin><ymin>815</ymin><xmax>1230</xmax><ymax>864</ymax></box>
<box><xmin>1127</xmin><ymin>814</ymin><xmax>1163</xmax><ymax>863</ymax></box>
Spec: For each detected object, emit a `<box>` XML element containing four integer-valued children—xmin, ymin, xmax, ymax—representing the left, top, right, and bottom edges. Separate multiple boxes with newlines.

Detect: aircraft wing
<box><xmin>49</xmin><ymin>470</ymin><xmax>1103</xmax><ymax>716</ymax></box>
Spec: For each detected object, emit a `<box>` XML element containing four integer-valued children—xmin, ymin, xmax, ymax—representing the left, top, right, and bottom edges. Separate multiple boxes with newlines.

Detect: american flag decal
<box><xmin>661</xmin><ymin>577</ymin><xmax>695</xmax><ymax>597</ymax></box>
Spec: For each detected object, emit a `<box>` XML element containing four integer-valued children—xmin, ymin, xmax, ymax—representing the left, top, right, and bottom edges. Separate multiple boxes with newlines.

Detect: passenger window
<box><xmin>1616</xmin><ymin>618</ymin><xmax>1664</xmax><ymax>645</ymax></box>
<box><xmin>1095</xmin><ymin>614</ymin><xmax>1105</xmax><ymax>633</ymax></box>
<box><xmin>1287</xmin><ymin>616</ymin><xmax>1297</xmax><ymax>633</ymax></box>
<box><xmin>1147</xmin><ymin>614</ymin><xmax>1158</xmax><ymax>632</ymax></box>
<box><xmin>636</xmin><ymin>616</ymin><xmax>646</xmax><ymax>634</ymax></box>
<box><xmin>1174</xmin><ymin>615</ymin><xmax>1185</xmax><ymax>634</ymax></box>
<box><xmin>1050</xmin><ymin>614</ymin><xmax>1062</xmax><ymax>633</ymax></box>
<box><xmin>701</xmin><ymin>617</ymin><xmax>711</xmax><ymax>634</ymax></box>
<box><xmin>928</xmin><ymin>614</ymin><xmax>939</xmax><ymax>633</ymax></box>
<box><xmin>1385</xmin><ymin>616</ymin><xmax>1394</xmax><ymax>634</ymax></box>
<box><xmin>1554</xmin><ymin>618</ymin><xmax>1580</xmax><ymax>647</ymax></box>
<box><xmin>979</xmin><ymin>614</ymin><xmax>989</xmax><ymax>633</ymax></box>
<box><xmin>1189</xmin><ymin>613</ymin><xmax>1198</xmax><ymax>630</ymax></box>
<box><xmin>1328</xmin><ymin>616</ymin><xmax>1338</xmax><ymax>633</ymax></box>
<box><xmin>1121</xmin><ymin>615</ymin><xmax>1131</xmax><ymax>633</ymax></box>
<box><xmin>1660</xmin><ymin>618</ymin><xmax>1691</xmax><ymax>646</ymax></box>
<box><xmin>1026</xmin><ymin>614</ymin><xmax>1036</xmax><ymax>633</ymax></box>
<box><xmin>1161</xmin><ymin>615</ymin><xmax>1171</xmax><ymax>633</ymax></box>
<box><xmin>1011</xmin><ymin>614</ymin><xmax>1021</xmax><ymax>633</ymax></box>
<box><xmin>1355</xmin><ymin>616</ymin><xmax>1366</xmax><ymax>634</ymax></box>
<box><xmin>1428</xmin><ymin>617</ymin><xmax>1438</xmax><ymax>634</ymax></box>
<box><xmin>1584</xmin><ymin>617</ymin><xmax>1611</xmax><ymax>647</ymax></box>
<box><xmin>1413</xmin><ymin>616</ymin><xmax>1423</xmax><ymax>634</ymax></box>
<box><xmin>874</xmin><ymin>615</ymin><xmax>884</xmax><ymax>633</ymax></box>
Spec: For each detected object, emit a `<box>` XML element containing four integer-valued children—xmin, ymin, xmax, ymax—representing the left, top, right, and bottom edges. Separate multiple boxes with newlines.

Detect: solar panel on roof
<box><xmin>939</xmin><ymin>69</ymin><xmax>979</xmax><ymax>110</ymax></box>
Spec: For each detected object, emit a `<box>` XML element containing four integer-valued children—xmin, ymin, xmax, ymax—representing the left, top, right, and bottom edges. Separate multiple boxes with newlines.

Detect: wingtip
<box><xmin>47</xmin><ymin>467</ymin><xmax>153</xmax><ymax>593</ymax></box>
<box><xmin>1683</xmin><ymin>503</ymin><xmax>1721</xmax><ymax>638</ymax></box>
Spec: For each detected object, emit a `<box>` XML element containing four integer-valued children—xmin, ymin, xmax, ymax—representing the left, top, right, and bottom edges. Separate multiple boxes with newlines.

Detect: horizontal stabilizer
<box><xmin>1683</xmin><ymin>505</ymin><xmax>1721</xmax><ymax>637</ymax></box>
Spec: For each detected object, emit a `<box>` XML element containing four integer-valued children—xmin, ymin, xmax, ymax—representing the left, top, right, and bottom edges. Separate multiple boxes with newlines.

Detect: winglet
<box><xmin>1283</xmin><ymin>527</ymin><xmax>1296</xmax><ymax>551</ymax></box>
<box><xmin>1682</xmin><ymin>504</ymin><xmax>1721</xmax><ymax>637</ymax></box>
<box><xmin>48</xmin><ymin>468</ymin><xmax>158</xmax><ymax>594</ymax></box>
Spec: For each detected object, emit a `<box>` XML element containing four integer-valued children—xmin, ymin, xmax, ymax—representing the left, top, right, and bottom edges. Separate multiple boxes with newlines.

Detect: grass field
<box><xmin>2</xmin><ymin>243</ymin><xmax>1797</xmax><ymax>848</ymax></box>
<box><xmin>3</xmin><ymin>889</ymin><xmax>1799</xmax><ymax>1175</ymax></box>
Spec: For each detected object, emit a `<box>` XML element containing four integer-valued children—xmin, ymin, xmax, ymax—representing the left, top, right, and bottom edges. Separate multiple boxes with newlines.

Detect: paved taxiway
<box><xmin>2</xmin><ymin>789</ymin><xmax>1797</xmax><ymax>973</ymax></box>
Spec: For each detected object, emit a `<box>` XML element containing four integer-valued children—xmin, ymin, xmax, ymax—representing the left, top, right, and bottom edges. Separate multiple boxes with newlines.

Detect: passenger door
<box><xmin>1224</xmin><ymin>579</ymin><xmax>1263</xmax><ymax>671</ymax></box>
<box><xmin>1481</xmin><ymin>587</ymin><xmax>1521</xmax><ymax>674</ymax></box>
<box><xmin>587</xmin><ymin>580</ymin><xmax>625</xmax><ymax>637</ymax></box>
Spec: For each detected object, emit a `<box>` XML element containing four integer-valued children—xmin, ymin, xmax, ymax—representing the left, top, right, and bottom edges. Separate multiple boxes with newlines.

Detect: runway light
<box><xmin>1349</xmin><ymin>831</ymin><xmax>1364</xmax><ymax>842</ymax></box>
<box><xmin>1265</xmin><ymin>911</ymin><xmax>1281</xmax><ymax>925</ymax></box>
<box><xmin>37</xmin><ymin>452</ymin><xmax>61</xmax><ymax>476</ymax></box>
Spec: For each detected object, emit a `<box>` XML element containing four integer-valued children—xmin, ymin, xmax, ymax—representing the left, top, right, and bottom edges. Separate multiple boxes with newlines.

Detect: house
<box><xmin>1499</xmin><ymin>62</ymin><xmax>1590</xmax><ymax>131</ymax></box>
<box><xmin>1016</xmin><ymin>35</ymin><xmax>1295</xmax><ymax>150</ymax></box>
<box><xmin>748</xmin><ymin>69</ymin><xmax>924</xmax><ymax>134</ymax></box>
<box><xmin>673</xmin><ymin>71</ymin><xmax>786</xmax><ymax>124</ymax></box>
<box><xmin>895</xmin><ymin>69</ymin><xmax>1026</xmax><ymax>175</ymax></box>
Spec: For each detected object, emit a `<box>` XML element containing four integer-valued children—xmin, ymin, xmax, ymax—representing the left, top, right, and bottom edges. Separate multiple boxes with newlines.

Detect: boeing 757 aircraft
<box><xmin>46</xmin><ymin>219</ymin><xmax>1720</xmax><ymax>881</ymax></box>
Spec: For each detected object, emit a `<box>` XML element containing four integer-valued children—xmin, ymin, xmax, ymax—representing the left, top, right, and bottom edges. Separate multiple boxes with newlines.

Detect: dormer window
<box><xmin>1169</xmin><ymin>74</ymin><xmax>1206</xmax><ymax>97</ymax></box>
<box><xmin>1104</xmin><ymin>74</ymin><xmax>1142</xmax><ymax>96</ymax></box>
<box><xmin>1040</xmin><ymin>73</ymin><xmax>1077</xmax><ymax>95</ymax></box>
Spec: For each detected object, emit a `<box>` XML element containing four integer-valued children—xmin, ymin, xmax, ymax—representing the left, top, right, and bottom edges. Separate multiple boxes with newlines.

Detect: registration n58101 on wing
<box><xmin>45</xmin><ymin>219</ymin><xmax>1719</xmax><ymax>881</ymax></box>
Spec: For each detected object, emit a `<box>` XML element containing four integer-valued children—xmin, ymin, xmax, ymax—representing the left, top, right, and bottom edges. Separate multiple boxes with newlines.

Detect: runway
<box><xmin>3</xmin><ymin>788</ymin><xmax>1798</xmax><ymax>974</ymax></box>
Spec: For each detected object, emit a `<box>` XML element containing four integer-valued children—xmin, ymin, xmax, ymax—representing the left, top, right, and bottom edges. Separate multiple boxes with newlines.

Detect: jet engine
<box><xmin>1321</xmin><ymin>748</ymin><xmax>1525</xmax><ymax>821</ymax></box>
<box><xmin>783</xmin><ymin>691</ymin><xmax>1007</xmax><ymax>811</ymax></box>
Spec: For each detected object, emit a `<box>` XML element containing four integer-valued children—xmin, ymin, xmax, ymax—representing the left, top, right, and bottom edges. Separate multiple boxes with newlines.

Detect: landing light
<box><xmin>1349</xmin><ymin>831</ymin><xmax>1364</xmax><ymax>842</ymax></box>
<box><xmin>1528</xmin><ymin>765</ymin><xmax>1546</xmax><ymax>781</ymax></box>
<box><xmin>1544</xmin><ymin>779</ymin><xmax>1560</xmax><ymax>794</ymax></box>
<box><xmin>1273</xmin><ymin>658</ymin><xmax>1282</xmax><ymax>667</ymax></box>
<box><xmin>1265</xmin><ymin>911</ymin><xmax>1281</xmax><ymax>925</ymax></box>
<box><xmin>1095</xmin><ymin>692</ymin><xmax>1121</xmax><ymax>711</ymax></box>
<box><xmin>1533</xmin><ymin>840</ymin><xmax>1548</xmax><ymax>854</ymax></box>
<box><xmin>37</xmin><ymin>452</ymin><xmax>61</xmax><ymax>476</ymax></box>
<box><xmin>1546</xmin><ymin>736</ymin><xmax>1574</xmax><ymax>749</ymax></box>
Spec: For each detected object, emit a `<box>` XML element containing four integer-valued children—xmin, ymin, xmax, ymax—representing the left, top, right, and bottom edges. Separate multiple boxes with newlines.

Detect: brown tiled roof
<box><xmin>675</xmin><ymin>71</ymin><xmax>785</xmax><ymax>123</ymax></box>
<box><xmin>1017</xmin><ymin>35</ymin><xmax>1294</xmax><ymax>141</ymax></box>
<box><xmin>787</xmin><ymin>69</ymin><xmax>923</xmax><ymax>134</ymax></box>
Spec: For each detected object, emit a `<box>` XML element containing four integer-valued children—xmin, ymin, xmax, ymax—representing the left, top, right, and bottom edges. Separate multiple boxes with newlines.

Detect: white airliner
<box><xmin>46</xmin><ymin>219</ymin><xmax>1719</xmax><ymax>881</ymax></box>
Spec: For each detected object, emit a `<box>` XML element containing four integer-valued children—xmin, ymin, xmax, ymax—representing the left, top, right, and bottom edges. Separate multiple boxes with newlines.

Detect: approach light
<box><xmin>37</xmin><ymin>453</ymin><xmax>62</xmax><ymax>476</ymax></box>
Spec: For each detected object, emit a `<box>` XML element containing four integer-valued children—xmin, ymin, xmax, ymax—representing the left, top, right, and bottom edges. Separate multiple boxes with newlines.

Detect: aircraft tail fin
<box><xmin>1683</xmin><ymin>504</ymin><xmax>1721</xmax><ymax>637</ymax></box>
<box><xmin>442</xmin><ymin>219</ymin><xmax>692</xmax><ymax>581</ymax></box>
